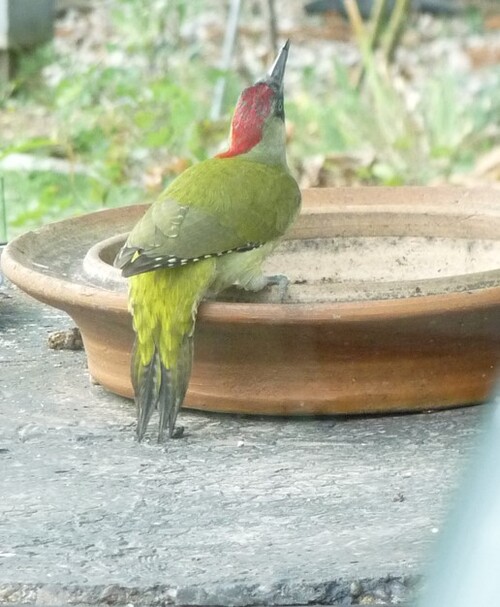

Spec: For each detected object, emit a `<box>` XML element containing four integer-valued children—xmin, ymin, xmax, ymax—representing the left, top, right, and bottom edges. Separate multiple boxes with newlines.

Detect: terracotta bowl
<box><xmin>2</xmin><ymin>187</ymin><xmax>500</xmax><ymax>415</ymax></box>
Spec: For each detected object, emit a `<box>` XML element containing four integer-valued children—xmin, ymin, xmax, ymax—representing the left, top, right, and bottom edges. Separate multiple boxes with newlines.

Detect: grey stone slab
<box><xmin>0</xmin><ymin>280</ymin><xmax>487</xmax><ymax>606</ymax></box>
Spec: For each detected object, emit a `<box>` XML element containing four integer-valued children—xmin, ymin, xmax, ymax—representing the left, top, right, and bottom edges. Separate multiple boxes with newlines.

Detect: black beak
<box><xmin>261</xmin><ymin>39</ymin><xmax>290</xmax><ymax>92</ymax></box>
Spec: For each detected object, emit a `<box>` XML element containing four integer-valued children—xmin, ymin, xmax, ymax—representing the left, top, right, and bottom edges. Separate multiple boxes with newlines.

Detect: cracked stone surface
<box><xmin>0</xmin><ymin>279</ymin><xmax>487</xmax><ymax>606</ymax></box>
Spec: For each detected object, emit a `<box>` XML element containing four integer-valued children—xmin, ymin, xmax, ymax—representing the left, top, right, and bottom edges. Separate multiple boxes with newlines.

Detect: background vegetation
<box><xmin>1</xmin><ymin>0</ymin><xmax>499</xmax><ymax>240</ymax></box>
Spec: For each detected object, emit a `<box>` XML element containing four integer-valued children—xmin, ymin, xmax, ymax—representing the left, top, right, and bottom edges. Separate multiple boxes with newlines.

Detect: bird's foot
<box><xmin>236</xmin><ymin>273</ymin><xmax>290</xmax><ymax>302</ymax></box>
<box><xmin>265</xmin><ymin>273</ymin><xmax>290</xmax><ymax>303</ymax></box>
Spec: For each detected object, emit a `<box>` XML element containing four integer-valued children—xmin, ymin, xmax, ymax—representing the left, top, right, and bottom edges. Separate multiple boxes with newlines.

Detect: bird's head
<box><xmin>217</xmin><ymin>40</ymin><xmax>290</xmax><ymax>163</ymax></box>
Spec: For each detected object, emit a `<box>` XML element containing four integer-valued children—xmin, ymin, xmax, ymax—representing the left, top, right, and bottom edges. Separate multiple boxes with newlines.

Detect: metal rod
<box><xmin>210</xmin><ymin>0</ymin><xmax>242</xmax><ymax>121</ymax></box>
<box><xmin>267</xmin><ymin>0</ymin><xmax>278</xmax><ymax>55</ymax></box>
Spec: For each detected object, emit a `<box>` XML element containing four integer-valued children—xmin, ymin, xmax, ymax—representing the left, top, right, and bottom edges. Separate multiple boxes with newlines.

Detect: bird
<box><xmin>114</xmin><ymin>40</ymin><xmax>301</xmax><ymax>442</ymax></box>
<box><xmin>304</xmin><ymin>0</ymin><xmax>461</xmax><ymax>19</ymax></box>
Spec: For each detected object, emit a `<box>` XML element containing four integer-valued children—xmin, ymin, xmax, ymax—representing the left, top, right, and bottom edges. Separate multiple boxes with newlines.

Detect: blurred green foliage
<box><xmin>288</xmin><ymin>59</ymin><xmax>500</xmax><ymax>185</ymax></box>
<box><xmin>0</xmin><ymin>0</ymin><xmax>499</xmax><ymax>239</ymax></box>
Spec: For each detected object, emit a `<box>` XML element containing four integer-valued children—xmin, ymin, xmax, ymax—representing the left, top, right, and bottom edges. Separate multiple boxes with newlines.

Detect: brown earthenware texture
<box><xmin>3</xmin><ymin>187</ymin><xmax>500</xmax><ymax>414</ymax></box>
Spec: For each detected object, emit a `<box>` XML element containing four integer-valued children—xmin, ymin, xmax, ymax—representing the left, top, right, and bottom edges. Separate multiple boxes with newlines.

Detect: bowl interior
<box><xmin>5</xmin><ymin>188</ymin><xmax>500</xmax><ymax>306</ymax></box>
<box><xmin>84</xmin><ymin>232</ymin><xmax>500</xmax><ymax>304</ymax></box>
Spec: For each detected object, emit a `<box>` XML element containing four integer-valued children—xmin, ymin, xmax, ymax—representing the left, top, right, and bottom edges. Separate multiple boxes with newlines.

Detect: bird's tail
<box><xmin>128</xmin><ymin>261</ymin><xmax>214</xmax><ymax>441</ymax></box>
<box><xmin>131</xmin><ymin>333</ymin><xmax>193</xmax><ymax>441</ymax></box>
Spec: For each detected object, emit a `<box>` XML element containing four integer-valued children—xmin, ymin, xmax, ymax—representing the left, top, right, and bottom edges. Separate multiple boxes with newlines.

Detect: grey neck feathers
<box><xmin>242</xmin><ymin>117</ymin><xmax>288</xmax><ymax>167</ymax></box>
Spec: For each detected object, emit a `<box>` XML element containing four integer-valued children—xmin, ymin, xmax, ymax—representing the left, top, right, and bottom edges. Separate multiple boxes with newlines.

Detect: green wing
<box><xmin>115</xmin><ymin>157</ymin><xmax>300</xmax><ymax>277</ymax></box>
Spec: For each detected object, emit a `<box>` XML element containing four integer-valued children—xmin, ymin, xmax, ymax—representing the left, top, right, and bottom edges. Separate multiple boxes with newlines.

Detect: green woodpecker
<box><xmin>114</xmin><ymin>40</ymin><xmax>301</xmax><ymax>441</ymax></box>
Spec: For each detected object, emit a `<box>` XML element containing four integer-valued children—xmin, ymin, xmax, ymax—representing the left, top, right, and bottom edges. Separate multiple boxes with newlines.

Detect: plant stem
<box><xmin>369</xmin><ymin>0</ymin><xmax>389</xmax><ymax>48</ymax></box>
<box><xmin>344</xmin><ymin>0</ymin><xmax>367</xmax><ymax>45</ymax></box>
<box><xmin>345</xmin><ymin>0</ymin><xmax>368</xmax><ymax>89</ymax></box>
<box><xmin>382</xmin><ymin>0</ymin><xmax>411</xmax><ymax>63</ymax></box>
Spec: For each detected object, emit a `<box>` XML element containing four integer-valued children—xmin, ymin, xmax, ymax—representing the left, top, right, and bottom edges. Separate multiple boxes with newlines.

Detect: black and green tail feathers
<box><xmin>126</xmin><ymin>261</ymin><xmax>215</xmax><ymax>441</ymax></box>
<box><xmin>132</xmin><ymin>335</ymin><xmax>193</xmax><ymax>441</ymax></box>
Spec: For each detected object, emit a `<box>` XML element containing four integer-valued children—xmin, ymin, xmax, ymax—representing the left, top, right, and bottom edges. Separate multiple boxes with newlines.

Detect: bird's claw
<box><xmin>266</xmin><ymin>274</ymin><xmax>289</xmax><ymax>302</ymax></box>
